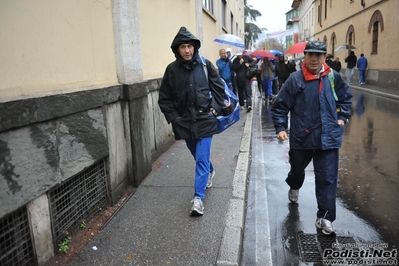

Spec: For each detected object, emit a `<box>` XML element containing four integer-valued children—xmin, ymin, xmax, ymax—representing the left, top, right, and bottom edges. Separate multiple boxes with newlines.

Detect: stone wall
<box><xmin>0</xmin><ymin>78</ymin><xmax>174</xmax><ymax>218</ymax></box>
<box><xmin>341</xmin><ymin>68</ymin><xmax>398</xmax><ymax>87</ymax></box>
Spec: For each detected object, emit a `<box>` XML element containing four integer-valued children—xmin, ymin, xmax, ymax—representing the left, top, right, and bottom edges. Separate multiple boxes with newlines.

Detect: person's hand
<box><xmin>337</xmin><ymin>119</ymin><xmax>345</xmax><ymax>126</ymax></box>
<box><xmin>277</xmin><ymin>131</ymin><xmax>289</xmax><ymax>141</ymax></box>
<box><xmin>240</xmin><ymin>58</ymin><xmax>244</xmax><ymax>64</ymax></box>
<box><xmin>245</xmin><ymin>63</ymin><xmax>249</xmax><ymax>67</ymax></box>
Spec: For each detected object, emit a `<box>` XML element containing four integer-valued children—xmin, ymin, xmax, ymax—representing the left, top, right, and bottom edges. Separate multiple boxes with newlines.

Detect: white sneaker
<box><xmin>190</xmin><ymin>196</ymin><xmax>204</xmax><ymax>216</ymax></box>
<box><xmin>207</xmin><ymin>171</ymin><xmax>215</xmax><ymax>189</ymax></box>
<box><xmin>288</xmin><ymin>189</ymin><xmax>299</xmax><ymax>203</ymax></box>
<box><xmin>315</xmin><ymin>218</ymin><xmax>336</xmax><ymax>235</ymax></box>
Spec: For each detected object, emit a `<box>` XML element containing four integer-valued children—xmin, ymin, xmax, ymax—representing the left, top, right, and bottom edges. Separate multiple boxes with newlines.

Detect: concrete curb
<box><xmin>351</xmin><ymin>85</ymin><xmax>399</xmax><ymax>101</ymax></box>
<box><xmin>217</xmin><ymin>108</ymin><xmax>253</xmax><ymax>266</ymax></box>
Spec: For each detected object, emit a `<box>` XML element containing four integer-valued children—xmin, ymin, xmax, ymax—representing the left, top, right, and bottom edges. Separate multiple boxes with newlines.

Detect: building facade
<box><xmin>0</xmin><ymin>0</ymin><xmax>245</xmax><ymax>265</ymax></box>
<box><xmin>291</xmin><ymin>0</ymin><xmax>399</xmax><ymax>87</ymax></box>
<box><xmin>285</xmin><ymin>8</ymin><xmax>300</xmax><ymax>48</ymax></box>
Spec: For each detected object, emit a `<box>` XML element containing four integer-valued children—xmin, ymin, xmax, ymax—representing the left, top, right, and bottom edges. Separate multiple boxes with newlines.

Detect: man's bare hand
<box><xmin>277</xmin><ymin>131</ymin><xmax>289</xmax><ymax>141</ymax></box>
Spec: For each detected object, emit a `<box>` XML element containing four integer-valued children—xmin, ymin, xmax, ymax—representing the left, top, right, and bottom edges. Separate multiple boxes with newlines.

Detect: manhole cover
<box><xmin>297</xmin><ymin>231</ymin><xmax>357</xmax><ymax>263</ymax></box>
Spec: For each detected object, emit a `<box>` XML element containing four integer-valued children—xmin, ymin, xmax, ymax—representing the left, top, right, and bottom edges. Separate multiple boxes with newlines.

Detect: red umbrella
<box><xmin>250</xmin><ymin>50</ymin><xmax>275</xmax><ymax>58</ymax></box>
<box><xmin>285</xmin><ymin>42</ymin><xmax>308</xmax><ymax>54</ymax></box>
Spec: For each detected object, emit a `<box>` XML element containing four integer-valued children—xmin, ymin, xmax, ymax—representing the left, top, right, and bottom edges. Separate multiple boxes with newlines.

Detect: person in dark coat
<box><xmin>275</xmin><ymin>55</ymin><xmax>291</xmax><ymax>91</ymax></box>
<box><xmin>271</xmin><ymin>40</ymin><xmax>353</xmax><ymax>235</ymax></box>
<box><xmin>158</xmin><ymin>27</ymin><xmax>225</xmax><ymax>216</ymax></box>
<box><xmin>345</xmin><ymin>51</ymin><xmax>357</xmax><ymax>84</ymax></box>
<box><xmin>330</xmin><ymin>57</ymin><xmax>342</xmax><ymax>73</ymax></box>
<box><xmin>231</xmin><ymin>51</ymin><xmax>255</xmax><ymax>112</ymax></box>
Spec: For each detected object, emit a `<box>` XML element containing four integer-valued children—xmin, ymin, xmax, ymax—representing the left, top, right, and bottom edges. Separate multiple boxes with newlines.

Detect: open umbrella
<box><xmin>285</xmin><ymin>42</ymin><xmax>308</xmax><ymax>54</ymax></box>
<box><xmin>268</xmin><ymin>49</ymin><xmax>283</xmax><ymax>56</ymax></box>
<box><xmin>335</xmin><ymin>44</ymin><xmax>356</xmax><ymax>51</ymax></box>
<box><xmin>250</xmin><ymin>50</ymin><xmax>275</xmax><ymax>58</ymax></box>
<box><xmin>214</xmin><ymin>34</ymin><xmax>245</xmax><ymax>48</ymax></box>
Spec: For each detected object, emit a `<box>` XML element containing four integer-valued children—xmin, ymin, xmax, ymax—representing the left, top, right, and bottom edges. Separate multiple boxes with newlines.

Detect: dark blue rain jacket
<box><xmin>271</xmin><ymin>62</ymin><xmax>352</xmax><ymax>150</ymax></box>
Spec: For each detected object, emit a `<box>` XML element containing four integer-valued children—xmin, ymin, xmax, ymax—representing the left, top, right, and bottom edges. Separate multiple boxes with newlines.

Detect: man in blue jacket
<box><xmin>357</xmin><ymin>53</ymin><xmax>368</xmax><ymax>85</ymax></box>
<box><xmin>216</xmin><ymin>48</ymin><xmax>233</xmax><ymax>91</ymax></box>
<box><xmin>271</xmin><ymin>40</ymin><xmax>353</xmax><ymax>235</ymax></box>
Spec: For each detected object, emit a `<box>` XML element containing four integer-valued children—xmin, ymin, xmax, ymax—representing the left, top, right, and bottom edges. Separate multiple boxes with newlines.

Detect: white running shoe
<box><xmin>190</xmin><ymin>196</ymin><xmax>204</xmax><ymax>216</ymax></box>
<box><xmin>315</xmin><ymin>217</ymin><xmax>336</xmax><ymax>235</ymax></box>
<box><xmin>207</xmin><ymin>171</ymin><xmax>215</xmax><ymax>189</ymax></box>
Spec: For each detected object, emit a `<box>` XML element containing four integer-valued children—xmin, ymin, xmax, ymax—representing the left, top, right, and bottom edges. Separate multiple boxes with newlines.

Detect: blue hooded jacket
<box><xmin>357</xmin><ymin>55</ymin><xmax>368</xmax><ymax>71</ymax></box>
<box><xmin>271</xmin><ymin>62</ymin><xmax>353</xmax><ymax>150</ymax></box>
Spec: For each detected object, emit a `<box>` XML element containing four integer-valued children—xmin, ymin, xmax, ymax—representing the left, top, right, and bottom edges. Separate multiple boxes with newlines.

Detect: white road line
<box><xmin>253</xmin><ymin>99</ymin><xmax>273</xmax><ymax>266</ymax></box>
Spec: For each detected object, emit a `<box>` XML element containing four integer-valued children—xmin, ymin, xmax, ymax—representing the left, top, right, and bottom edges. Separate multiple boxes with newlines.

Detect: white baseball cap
<box><xmin>226</xmin><ymin>48</ymin><xmax>232</xmax><ymax>52</ymax></box>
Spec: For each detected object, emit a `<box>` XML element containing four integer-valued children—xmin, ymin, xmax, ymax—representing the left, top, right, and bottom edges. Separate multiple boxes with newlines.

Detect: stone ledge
<box><xmin>0</xmin><ymin>85</ymin><xmax>122</xmax><ymax>132</ymax></box>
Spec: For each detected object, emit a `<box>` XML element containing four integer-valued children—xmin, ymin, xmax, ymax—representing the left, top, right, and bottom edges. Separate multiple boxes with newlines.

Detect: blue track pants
<box><xmin>286</xmin><ymin>148</ymin><xmax>339</xmax><ymax>221</ymax></box>
<box><xmin>185</xmin><ymin>137</ymin><xmax>214</xmax><ymax>200</ymax></box>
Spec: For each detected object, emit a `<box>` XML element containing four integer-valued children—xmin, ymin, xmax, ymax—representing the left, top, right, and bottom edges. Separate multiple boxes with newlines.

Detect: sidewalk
<box><xmin>350</xmin><ymin>83</ymin><xmax>399</xmax><ymax>100</ymax></box>
<box><xmin>71</xmin><ymin>108</ymin><xmax>253</xmax><ymax>266</ymax></box>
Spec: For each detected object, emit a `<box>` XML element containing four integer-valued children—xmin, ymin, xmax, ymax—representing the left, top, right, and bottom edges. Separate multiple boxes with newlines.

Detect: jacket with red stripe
<box><xmin>271</xmin><ymin>62</ymin><xmax>353</xmax><ymax>150</ymax></box>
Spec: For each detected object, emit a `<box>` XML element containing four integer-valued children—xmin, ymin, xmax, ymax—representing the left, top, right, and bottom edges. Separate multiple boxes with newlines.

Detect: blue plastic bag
<box><xmin>217</xmin><ymin>79</ymin><xmax>240</xmax><ymax>133</ymax></box>
<box><xmin>200</xmin><ymin>55</ymin><xmax>240</xmax><ymax>133</ymax></box>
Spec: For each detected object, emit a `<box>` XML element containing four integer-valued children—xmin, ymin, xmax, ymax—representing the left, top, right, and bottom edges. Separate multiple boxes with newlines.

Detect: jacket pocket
<box><xmin>196</xmin><ymin>87</ymin><xmax>212</xmax><ymax>113</ymax></box>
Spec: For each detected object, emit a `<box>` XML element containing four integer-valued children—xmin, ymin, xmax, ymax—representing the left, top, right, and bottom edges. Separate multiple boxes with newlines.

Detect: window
<box><xmin>230</xmin><ymin>12</ymin><xmax>234</xmax><ymax>33</ymax></box>
<box><xmin>331</xmin><ymin>32</ymin><xmax>336</xmax><ymax>55</ymax></box>
<box><xmin>348</xmin><ymin>32</ymin><xmax>353</xmax><ymax>45</ymax></box>
<box><xmin>346</xmin><ymin>24</ymin><xmax>355</xmax><ymax>47</ymax></box>
<box><xmin>221</xmin><ymin>0</ymin><xmax>227</xmax><ymax>28</ymax></box>
<box><xmin>203</xmin><ymin>0</ymin><xmax>214</xmax><ymax>14</ymax></box>
<box><xmin>317</xmin><ymin>5</ymin><xmax>321</xmax><ymax>25</ymax></box>
<box><xmin>372</xmin><ymin>22</ymin><xmax>379</xmax><ymax>53</ymax></box>
<box><xmin>311</xmin><ymin>8</ymin><xmax>313</xmax><ymax>26</ymax></box>
<box><xmin>324</xmin><ymin>0</ymin><xmax>327</xmax><ymax>19</ymax></box>
<box><xmin>368</xmin><ymin>10</ymin><xmax>384</xmax><ymax>54</ymax></box>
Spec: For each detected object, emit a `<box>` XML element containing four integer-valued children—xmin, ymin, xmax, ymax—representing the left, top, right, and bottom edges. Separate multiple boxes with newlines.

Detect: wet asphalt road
<box><xmin>241</xmin><ymin>88</ymin><xmax>399</xmax><ymax>265</ymax></box>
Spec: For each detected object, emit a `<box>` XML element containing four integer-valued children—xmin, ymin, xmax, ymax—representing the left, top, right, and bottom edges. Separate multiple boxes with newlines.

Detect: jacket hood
<box><xmin>171</xmin><ymin>27</ymin><xmax>201</xmax><ymax>60</ymax></box>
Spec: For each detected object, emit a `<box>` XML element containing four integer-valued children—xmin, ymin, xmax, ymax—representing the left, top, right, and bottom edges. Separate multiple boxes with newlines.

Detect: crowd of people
<box><xmin>217</xmin><ymin>48</ymin><xmax>298</xmax><ymax>109</ymax></box>
<box><xmin>158</xmin><ymin>27</ymin><xmax>360</xmax><ymax>238</ymax></box>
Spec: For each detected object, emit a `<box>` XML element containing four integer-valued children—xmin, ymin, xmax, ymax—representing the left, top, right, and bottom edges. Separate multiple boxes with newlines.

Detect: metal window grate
<box><xmin>49</xmin><ymin>158</ymin><xmax>108</xmax><ymax>245</ymax></box>
<box><xmin>0</xmin><ymin>206</ymin><xmax>36</xmax><ymax>266</ymax></box>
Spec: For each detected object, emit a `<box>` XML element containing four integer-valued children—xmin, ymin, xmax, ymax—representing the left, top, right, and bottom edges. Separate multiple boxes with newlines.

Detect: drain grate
<box><xmin>297</xmin><ymin>231</ymin><xmax>357</xmax><ymax>263</ymax></box>
<box><xmin>0</xmin><ymin>206</ymin><xmax>36</xmax><ymax>266</ymax></box>
<box><xmin>297</xmin><ymin>232</ymin><xmax>324</xmax><ymax>262</ymax></box>
<box><xmin>48</xmin><ymin>158</ymin><xmax>108</xmax><ymax>245</ymax></box>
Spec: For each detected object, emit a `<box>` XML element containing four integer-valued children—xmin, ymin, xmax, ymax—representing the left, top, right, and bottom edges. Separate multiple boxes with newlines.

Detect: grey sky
<box><xmin>247</xmin><ymin>0</ymin><xmax>294</xmax><ymax>33</ymax></box>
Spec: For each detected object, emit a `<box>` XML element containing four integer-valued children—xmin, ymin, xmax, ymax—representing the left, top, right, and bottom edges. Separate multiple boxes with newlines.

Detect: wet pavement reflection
<box><xmin>339</xmin><ymin>90</ymin><xmax>399</xmax><ymax>247</ymax></box>
<box><xmin>241</xmin><ymin>89</ymin><xmax>399</xmax><ymax>265</ymax></box>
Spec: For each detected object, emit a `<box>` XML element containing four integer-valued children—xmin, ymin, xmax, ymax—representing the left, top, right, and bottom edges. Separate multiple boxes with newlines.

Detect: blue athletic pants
<box><xmin>185</xmin><ymin>136</ymin><xmax>214</xmax><ymax>200</ymax></box>
<box><xmin>286</xmin><ymin>148</ymin><xmax>339</xmax><ymax>222</ymax></box>
<box><xmin>263</xmin><ymin>77</ymin><xmax>273</xmax><ymax>97</ymax></box>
